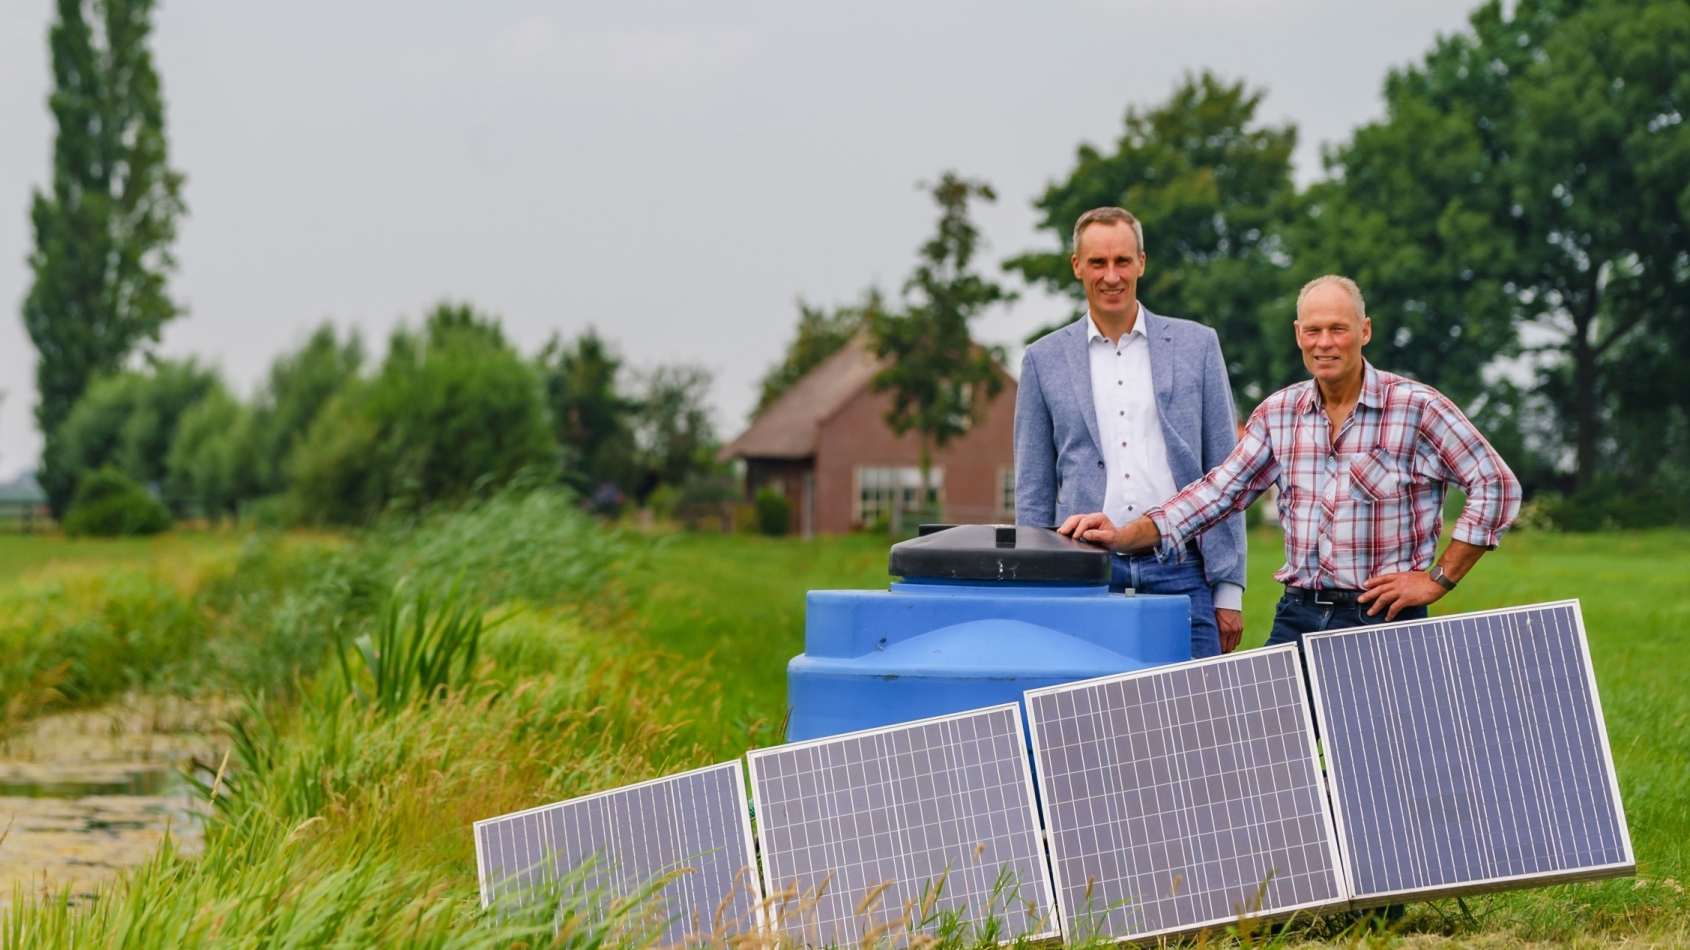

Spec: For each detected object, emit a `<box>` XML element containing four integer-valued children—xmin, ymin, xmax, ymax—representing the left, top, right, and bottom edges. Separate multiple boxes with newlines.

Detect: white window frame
<box><xmin>854</xmin><ymin>466</ymin><xmax>944</xmax><ymax>525</ymax></box>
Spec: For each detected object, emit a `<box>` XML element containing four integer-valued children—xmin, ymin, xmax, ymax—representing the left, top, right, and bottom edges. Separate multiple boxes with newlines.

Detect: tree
<box><xmin>538</xmin><ymin>328</ymin><xmax>640</xmax><ymax>495</ymax></box>
<box><xmin>56</xmin><ymin>357</ymin><xmax>219</xmax><ymax>513</ymax></box>
<box><xmin>248</xmin><ymin>324</ymin><xmax>363</xmax><ymax>496</ymax></box>
<box><xmin>868</xmin><ymin>172</ymin><xmax>1011</xmax><ymax>508</ymax></box>
<box><xmin>755</xmin><ymin>290</ymin><xmax>886</xmax><ymax>413</ymax></box>
<box><xmin>1309</xmin><ymin>0</ymin><xmax>1690</xmax><ymax>494</ymax></box>
<box><xmin>23</xmin><ymin>0</ymin><xmax>186</xmax><ymax>516</ymax></box>
<box><xmin>286</xmin><ymin>302</ymin><xmax>557</xmax><ymax>524</ymax></box>
<box><xmin>633</xmin><ymin>365</ymin><xmax>719</xmax><ymax>491</ymax></box>
<box><xmin>164</xmin><ymin>389</ymin><xmax>251</xmax><ymax>520</ymax></box>
<box><xmin>1501</xmin><ymin>0</ymin><xmax>1690</xmax><ymax>488</ymax></box>
<box><xmin>1006</xmin><ymin>73</ymin><xmax>1299</xmax><ymax>406</ymax></box>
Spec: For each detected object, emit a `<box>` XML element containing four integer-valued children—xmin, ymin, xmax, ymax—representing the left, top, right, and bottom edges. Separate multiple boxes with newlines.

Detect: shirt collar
<box><xmin>1086</xmin><ymin>303</ymin><xmax>1147</xmax><ymax>345</ymax></box>
<box><xmin>1298</xmin><ymin>360</ymin><xmax>1382</xmax><ymax>414</ymax></box>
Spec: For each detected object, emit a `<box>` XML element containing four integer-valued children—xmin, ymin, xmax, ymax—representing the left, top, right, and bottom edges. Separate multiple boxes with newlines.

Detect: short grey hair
<box><xmin>1072</xmin><ymin>207</ymin><xmax>1146</xmax><ymax>258</ymax></box>
<box><xmin>1296</xmin><ymin>274</ymin><xmax>1367</xmax><ymax>322</ymax></box>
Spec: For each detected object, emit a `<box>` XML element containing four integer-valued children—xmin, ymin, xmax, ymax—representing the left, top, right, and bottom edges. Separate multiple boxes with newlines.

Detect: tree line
<box><xmin>46</xmin><ymin>306</ymin><xmax>722</xmax><ymax>529</ymax></box>
<box><xmin>764</xmin><ymin>0</ymin><xmax>1690</xmax><ymax>529</ymax></box>
<box><xmin>23</xmin><ymin>0</ymin><xmax>1690</xmax><ymax>532</ymax></box>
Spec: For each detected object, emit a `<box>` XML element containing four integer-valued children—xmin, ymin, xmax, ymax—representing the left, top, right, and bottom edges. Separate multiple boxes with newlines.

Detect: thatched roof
<box><xmin>718</xmin><ymin>334</ymin><xmax>887</xmax><ymax>461</ymax></box>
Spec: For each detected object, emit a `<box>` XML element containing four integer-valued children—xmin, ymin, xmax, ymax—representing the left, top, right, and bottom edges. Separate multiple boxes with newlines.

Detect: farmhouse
<box><xmin>719</xmin><ymin>335</ymin><xmax>1017</xmax><ymax>535</ymax></box>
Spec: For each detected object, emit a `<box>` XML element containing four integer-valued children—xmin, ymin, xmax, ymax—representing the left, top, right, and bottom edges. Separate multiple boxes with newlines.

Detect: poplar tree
<box><xmin>22</xmin><ymin>0</ymin><xmax>185</xmax><ymax>516</ymax></box>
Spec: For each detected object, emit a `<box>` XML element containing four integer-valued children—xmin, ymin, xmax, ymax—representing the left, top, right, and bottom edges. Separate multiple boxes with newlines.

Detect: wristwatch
<box><xmin>1429</xmin><ymin>565</ymin><xmax>1457</xmax><ymax>591</ymax></box>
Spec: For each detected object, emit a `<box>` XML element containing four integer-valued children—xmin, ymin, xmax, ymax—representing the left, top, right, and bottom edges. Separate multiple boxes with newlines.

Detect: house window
<box><xmin>855</xmin><ymin>466</ymin><xmax>944</xmax><ymax>525</ymax></box>
<box><xmin>997</xmin><ymin>466</ymin><xmax>1015</xmax><ymax>516</ymax></box>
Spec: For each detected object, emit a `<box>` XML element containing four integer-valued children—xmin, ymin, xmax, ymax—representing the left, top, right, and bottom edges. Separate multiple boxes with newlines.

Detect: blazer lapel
<box><xmin>1063</xmin><ymin>319</ymin><xmax>1103</xmax><ymax>457</ymax></box>
<box><xmin>1143</xmin><ymin>307</ymin><xmax>1176</xmax><ymax>415</ymax></box>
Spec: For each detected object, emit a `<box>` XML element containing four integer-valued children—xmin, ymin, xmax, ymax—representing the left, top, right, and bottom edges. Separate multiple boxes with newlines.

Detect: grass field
<box><xmin>0</xmin><ymin>513</ymin><xmax>1685</xmax><ymax>947</ymax></box>
<box><xmin>629</xmin><ymin>526</ymin><xmax>1690</xmax><ymax>941</ymax></box>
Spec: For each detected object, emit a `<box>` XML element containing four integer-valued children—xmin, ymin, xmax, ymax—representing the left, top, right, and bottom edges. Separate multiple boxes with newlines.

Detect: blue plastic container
<box><xmin>785</xmin><ymin>525</ymin><xmax>1192</xmax><ymax>742</ymax></box>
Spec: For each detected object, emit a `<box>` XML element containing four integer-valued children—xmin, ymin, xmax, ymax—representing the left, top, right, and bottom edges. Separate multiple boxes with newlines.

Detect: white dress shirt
<box><xmin>1089</xmin><ymin>306</ymin><xmax>1243</xmax><ymax>612</ymax></box>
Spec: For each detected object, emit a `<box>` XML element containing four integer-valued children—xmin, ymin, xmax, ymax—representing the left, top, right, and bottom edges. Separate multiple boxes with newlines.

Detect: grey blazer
<box><xmin>1013</xmin><ymin>308</ymin><xmax>1247</xmax><ymax>590</ymax></box>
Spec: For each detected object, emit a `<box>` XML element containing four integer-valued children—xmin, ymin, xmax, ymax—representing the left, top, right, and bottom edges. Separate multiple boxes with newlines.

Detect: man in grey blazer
<box><xmin>1014</xmin><ymin>207</ymin><xmax>1247</xmax><ymax>656</ymax></box>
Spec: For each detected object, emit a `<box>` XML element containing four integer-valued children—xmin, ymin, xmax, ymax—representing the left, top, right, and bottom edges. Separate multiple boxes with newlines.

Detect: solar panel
<box><xmin>1025</xmin><ymin>645</ymin><xmax>1347</xmax><ymax>941</ymax></box>
<box><xmin>746</xmin><ymin>704</ymin><xmax>1058</xmax><ymax>945</ymax></box>
<box><xmin>473</xmin><ymin>761</ymin><xmax>762</xmax><ymax>943</ymax></box>
<box><xmin>1305</xmin><ymin>600</ymin><xmax>1634</xmax><ymax>905</ymax></box>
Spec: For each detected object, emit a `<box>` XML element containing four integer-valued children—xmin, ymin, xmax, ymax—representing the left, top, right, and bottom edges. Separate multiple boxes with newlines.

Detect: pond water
<box><xmin>0</xmin><ymin>698</ymin><xmax>221</xmax><ymax>905</ymax></box>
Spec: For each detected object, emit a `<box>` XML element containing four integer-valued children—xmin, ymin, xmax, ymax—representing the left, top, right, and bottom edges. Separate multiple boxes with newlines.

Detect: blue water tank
<box><xmin>786</xmin><ymin>524</ymin><xmax>1192</xmax><ymax>741</ymax></box>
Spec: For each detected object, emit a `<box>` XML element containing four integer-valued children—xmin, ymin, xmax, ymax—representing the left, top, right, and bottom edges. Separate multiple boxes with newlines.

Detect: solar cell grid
<box><xmin>473</xmin><ymin>761</ymin><xmax>761</xmax><ymax>944</ymax></box>
<box><xmin>1305</xmin><ymin>601</ymin><xmax>1633</xmax><ymax>904</ymax></box>
<box><xmin>746</xmin><ymin>704</ymin><xmax>1057</xmax><ymax>946</ymax></box>
<box><xmin>1026</xmin><ymin>645</ymin><xmax>1347</xmax><ymax>941</ymax></box>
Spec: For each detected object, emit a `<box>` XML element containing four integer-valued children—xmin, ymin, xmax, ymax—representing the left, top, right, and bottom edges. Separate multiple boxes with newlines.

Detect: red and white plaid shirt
<box><xmin>1148</xmin><ymin>363</ymin><xmax>1521</xmax><ymax>590</ymax></box>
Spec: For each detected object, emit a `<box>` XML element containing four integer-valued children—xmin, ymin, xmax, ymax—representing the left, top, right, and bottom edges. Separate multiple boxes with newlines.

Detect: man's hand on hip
<box><xmin>1358</xmin><ymin>570</ymin><xmax>1447</xmax><ymax>621</ymax></box>
<box><xmin>1216</xmin><ymin>608</ymin><xmax>1243</xmax><ymax>653</ymax></box>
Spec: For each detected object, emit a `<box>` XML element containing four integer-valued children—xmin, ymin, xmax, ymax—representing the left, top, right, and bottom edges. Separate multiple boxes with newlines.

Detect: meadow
<box><xmin>0</xmin><ymin>505</ymin><xmax>1686</xmax><ymax>947</ymax></box>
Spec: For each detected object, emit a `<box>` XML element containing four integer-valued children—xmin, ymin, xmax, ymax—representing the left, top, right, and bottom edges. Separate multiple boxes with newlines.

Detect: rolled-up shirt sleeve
<box><xmin>1421</xmin><ymin>393</ymin><xmax>1521</xmax><ymax>548</ymax></box>
<box><xmin>1149</xmin><ymin>404</ymin><xmax>1282</xmax><ymax>557</ymax></box>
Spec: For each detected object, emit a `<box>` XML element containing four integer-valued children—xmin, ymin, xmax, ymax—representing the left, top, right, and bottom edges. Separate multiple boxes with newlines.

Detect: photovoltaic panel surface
<box><xmin>1025</xmin><ymin>645</ymin><xmax>1346</xmax><ymax>941</ymax></box>
<box><xmin>746</xmin><ymin>704</ymin><xmax>1057</xmax><ymax>946</ymax></box>
<box><xmin>473</xmin><ymin>761</ymin><xmax>761</xmax><ymax>944</ymax></box>
<box><xmin>1305</xmin><ymin>601</ymin><xmax>1633</xmax><ymax>904</ymax></box>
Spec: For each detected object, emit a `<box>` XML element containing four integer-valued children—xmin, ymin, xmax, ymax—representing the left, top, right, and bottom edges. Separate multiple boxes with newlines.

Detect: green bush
<box><xmin>61</xmin><ymin>467</ymin><xmax>173</xmax><ymax>537</ymax></box>
<box><xmin>754</xmin><ymin>486</ymin><xmax>792</xmax><ymax>536</ymax></box>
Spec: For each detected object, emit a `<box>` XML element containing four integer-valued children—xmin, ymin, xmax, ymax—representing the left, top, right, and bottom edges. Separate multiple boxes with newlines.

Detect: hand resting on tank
<box><xmin>1056</xmin><ymin>511</ymin><xmax>1161</xmax><ymax>554</ymax></box>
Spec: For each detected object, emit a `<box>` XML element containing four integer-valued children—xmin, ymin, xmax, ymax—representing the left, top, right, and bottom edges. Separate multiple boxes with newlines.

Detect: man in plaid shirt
<box><xmin>1059</xmin><ymin>275</ymin><xmax>1521</xmax><ymax>646</ymax></box>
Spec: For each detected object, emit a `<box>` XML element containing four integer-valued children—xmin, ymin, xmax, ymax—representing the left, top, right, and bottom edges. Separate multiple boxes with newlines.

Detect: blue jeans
<box><xmin>1110</xmin><ymin>549</ymin><xmax>1220</xmax><ymax>659</ymax></box>
<box><xmin>1265</xmin><ymin>594</ymin><xmax>1429</xmax><ymax>650</ymax></box>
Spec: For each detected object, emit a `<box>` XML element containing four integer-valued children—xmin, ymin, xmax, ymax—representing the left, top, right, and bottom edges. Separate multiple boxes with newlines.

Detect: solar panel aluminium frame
<box><xmin>1304</xmin><ymin>600</ymin><xmax>1635</xmax><ymax>908</ymax></box>
<box><xmin>471</xmin><ymin>759</ymin><xmax>764</xmax><ymax>931</ymax></box>
<box><xmin>1023</xmin><ymin>645</ymin><xmax>1351</xmax><ymax>943</ymax></box>
<box><xmin>744</xmin><ymin>703</ymin><xmax>1061</xmax><ymax>945</ymax></box>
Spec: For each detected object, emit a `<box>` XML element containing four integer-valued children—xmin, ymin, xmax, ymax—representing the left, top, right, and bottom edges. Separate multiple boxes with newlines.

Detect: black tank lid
<box><xmin>889</xmin><ymin>524</ymin><xmax>1111</xmax><ymax>583</ymax></box>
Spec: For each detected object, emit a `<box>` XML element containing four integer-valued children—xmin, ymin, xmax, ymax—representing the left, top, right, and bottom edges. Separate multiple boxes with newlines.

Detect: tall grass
<box><xmin>1</xmin><ymin>642</ymin><xmax>733</xmax><ymax>946</ymax></box>
<box><xmin>4</xmin><ymin>513</ymin><xmax>1689</xmax><ymax>947</ymax></box>
<box><xmin>334</xmin><ymin>576</ymin><xmax>496</xmax><ymax>713</ymax></box>
<box><xmin>0</xmin><ymin>486</ymin><xmax>632</xmax><ymax>735</ymax></box>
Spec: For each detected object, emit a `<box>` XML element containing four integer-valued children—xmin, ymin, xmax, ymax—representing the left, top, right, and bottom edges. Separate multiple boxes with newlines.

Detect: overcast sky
<box><xmin>0</xmin><ymin>0</ymin><xmax>1484</xmax><ymax>480</ymax></box>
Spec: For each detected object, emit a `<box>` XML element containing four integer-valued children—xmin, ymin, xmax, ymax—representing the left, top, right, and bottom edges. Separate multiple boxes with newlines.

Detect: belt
<box><xmin>1284</xmin><ymin>586</ymin><xmax>1366</xmax><ymax>606</ymax></box>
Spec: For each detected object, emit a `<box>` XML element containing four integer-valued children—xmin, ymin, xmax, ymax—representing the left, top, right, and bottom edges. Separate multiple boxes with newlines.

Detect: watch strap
<box><xmin>1429</xmin><ymin>565</ymin><xmax>1457</xmax><ymax>591</ymax></box>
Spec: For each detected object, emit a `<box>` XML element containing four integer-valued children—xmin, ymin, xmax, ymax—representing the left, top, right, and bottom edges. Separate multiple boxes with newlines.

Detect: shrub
<box><xmin>755</xmin><ymin>486</ymin><xmax>792</xmax><ymax>536</ymax></box>
<box><xmin>62</xmin><ymin>467</ymin><xmax>173</xmax><ymax>537</ymax></box>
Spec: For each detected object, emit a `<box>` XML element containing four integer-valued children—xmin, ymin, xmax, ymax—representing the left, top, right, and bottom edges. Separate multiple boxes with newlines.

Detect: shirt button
<box><xmin>1119</xmin><ymin>411</ymin><xmax>1124</xmax><ymax>416</ymax></box>
<box><xmin>1117</xmin><ymin>380</ymin><xmax>1123</xmax><ymax>385</ymax></box>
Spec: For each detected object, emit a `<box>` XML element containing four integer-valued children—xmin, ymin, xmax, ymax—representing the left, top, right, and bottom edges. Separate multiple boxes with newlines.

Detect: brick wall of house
<box><xmin>812</xmin><ymin>373</ymin><xmax>1017</xmax><ymax>534</ymax></box>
